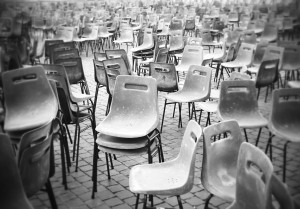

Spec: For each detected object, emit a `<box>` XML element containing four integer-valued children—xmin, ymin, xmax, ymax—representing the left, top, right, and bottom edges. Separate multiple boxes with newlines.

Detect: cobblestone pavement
<box><xmin>30</xmin><ymin>40</ymin><xmax>300</xmax><ymax>209</ymax></box>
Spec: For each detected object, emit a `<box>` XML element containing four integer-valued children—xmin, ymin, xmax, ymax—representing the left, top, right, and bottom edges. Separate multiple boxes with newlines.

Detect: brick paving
<box><xmin>30</xmin><ymin>40</ymin><xmax>300</xmax><ymax>209</ymax></box>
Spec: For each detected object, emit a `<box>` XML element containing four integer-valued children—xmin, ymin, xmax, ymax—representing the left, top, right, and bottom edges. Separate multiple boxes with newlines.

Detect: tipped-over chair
<box><xmin>266</xmin><ymin>88</ymin><xmax>300</xmax><ymax>182</ymax></box>
<box><xmin>129</xmin><ymin>120</ymin><xmax>202</xmax><ymax>209</ymax></box>
<box><xmin>225</xmin><ymin>142</ymin><xmax>273</xmax><ymax>209</ymax></box>
<box><xmin>201</xmin><ymin>120</ymin><xmax>244</xmax><ymax>208</ymax></box>
<box><xmin>218</xmin><ymin>80</ymin><xmax>268</xmax><ymax>145</ymax></box>
<box><xmin>0</xmin><ymin>134</ymin><xmax>34</xmax><ymax>209</ymax></box>
<box><xmin>92</xmin><ymin>76</ymin><xmax>164</xmax><ymax>198</ymax></box>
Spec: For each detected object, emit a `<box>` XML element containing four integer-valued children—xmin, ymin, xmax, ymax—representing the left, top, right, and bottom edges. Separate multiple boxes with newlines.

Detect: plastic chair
<box><xmin>93</xmin><ymin>52</ymin><xmax>107</xmax><ymax>115</ymax></box>
<box><xmin>255</xmin><ymin>59</ymin><xmax>280</xmax><ymax>102</ymax></box>
<box><xmin>0</xmin><ymin>134</ymin><xmax>34</xmax><ymax>209</ymax></box>
<box><xmin>18</xmin><ymin>121</ymin><xmax>57</xmax><ymax>209</ymax></box>
<box><xmin>43</xmin><ymin>64</ymin><xmax>96</xmax><ymax>172</ymax></box>
<box><xmin>161</xmin><ymin>65</ymin><xmax>212</xmax><ymax>132</ymax></box>
<box><xmin>221</xmin><ymin>42</ymin><xmax>255</xmax><ymax>70</ymax></box>
<box><xmin>281</xmin><ymin>46</ymin><xmax>300</xmax><ymax>87</ymax></box>
<box><xmin>169</xmin><ymin>18</ymin><xmax>184</xmax><ymax>31</ymax></box>
<box><xmin>201</xmin><ymin>30</ymin><xmax>222</xmax><ymax>53</ymax></box>
<box><xmin>168</xmin><ymin>30</ymin><xmax>185</xmax><ymax>64</ymax></box>
<box><xmin>184</xmin><ymin>19</ymin><xmax>196</xmax><ymax>36</ymax></box>
<box><xmin>48</xmin><ymin>41</ymin><xmax>76</xmax><ymax>64</ymax></box>
<box><xmin>2</xmin><ymin>66</ymin><xmax>58</xmax><ymax>137</ymax></box>
<box><xmin>242</xmin><ymin>30</ymin><xmax>257</xmax><ymax>44</ymax></box>
<box><xmin>266</xmin><ymin>88</ymin><xmax>300</xmax><ymax>182</ymax></box>
<box><xmin>52</xmin><ymin>48</ymin><xmax>80</xmax><ymax>64</ymax></box>
<box><xmin>129</xmin><ymin>120</ymin><xmax>202</xmax><ymax>209</ymax></box>
<box><xmin>186</xmin><ymin>37</ymin><xmax>202</xmax><ymax>46</ymax></box>
<box><xmin>218</xmin><ymin>80</ymin><xmax>268</xmax><ymax>144</ymax></box>
<box><xmin>197</xmin><ymin>72</ymin><xmax>251</xmax><ymax>126</ymax></box>
<box><xmin>225</xmin><ymin>142</ymin><xmax>273</xmax><ymax>209</ymax></box>
<box><xmin>55</xmin><ymin>57</ymin><xmax>90</xmax><ymax>94</ymax></box>
<box><xmin>176</xmin><ymin>45</ymin><xmax>203</xmax><ymax>72</ymax></box>
<box><xmin>92</xmin><ymin>76</ymin><xmax>164</xmax><ymax>197</ymax></box>
<box><xmin>201</xmin><ymin>120</ymin><xmax>244</xmax><ymax>208</ymax></box>
<box><xmin>98</xmin><ymin>25</ymin><xmax>114</xmax><ymax>50</ymax></box>
<box><xmin>114</xmin><ymin>27</ymin><xmax>134</xmax><ymax>52</ymax></box>
<box><xmin>259</xmin><ymin>23</ymin><xmax>278</xmax><ymax>43</ymax></box>
<box><xmin>228</xmin><ymin>12</ymin><xmax>239</xmax><ymax>29</ymax></box>
<box><xmin>102</xmin><ymin>57</ymin><xmax>131</xmax><ymax>114</ymax></box>
<box><xmin>245</xmin><ymin>41</ymin><xmax>268</xmax><ymax>74</ymax></box>
<box><xmin>105</xmin><ymin>49</ymin><xmax>132</xmax><ymax>74</ymax></box>
<box><xmin>52</xmin><ymin>26</ymin><xmax>76</xmax><ymax>42</ymax></box>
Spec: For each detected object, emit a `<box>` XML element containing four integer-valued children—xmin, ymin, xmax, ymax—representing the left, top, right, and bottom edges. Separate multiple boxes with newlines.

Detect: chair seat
<box><xmin>131</xmin><ymin>43</ymin><xmax>154</xmax><ymax>53</ymax></box>
<box><xmin>165</xmin><ymin>91</ymin><xmax>208</xmax><ymax>103</ymax></box>
<box><xmin>197</xmin><ymin>101</ymin><xmax>218</xmax><ymax>113</ymax></box>
<box><xmin>204</xmin><ymin>52</ymin><xmax>224</xmax><ymax>61</ymax></box>
<box><xmin>218</xmin><ymin>113</ymin><xmax>268</xmax><ymax>129</ymax></box>
<box><xmin>71</xmin><ymin>92</ymin><xmax>94</xmax><ymax>103</ymax></box>
<box><xmin>222</xmin><ymin>60</ymin><xmax>251</xmax><ymax>69</ymax></box>
<box><xmin>96</xmin><ymin>113</ymin><xmax>159</xmax><ymax>138</ymax></box>
<box><xmin>114</xmin><ymin>39</ymin><xmax>133</xmax><ymax>44</ymax></box>
<box><xmin>268</xmin><ymin>122</ymin><xmax>300</xmax><ymax>143</ymax></box>
<box><xmin>202</xmin><ymin>41</ymin><xmax>222</xmax><ymax>47</ymax></box>
<box><xmin>210</xmin><ymin>89</ymin><xmax>220</xmax><ymax>100</ymax></box>
<box><xmin>247</xmin><ymin>66</ymin><xmax>259</xmax><ymax>74</ymax></box>
<box><xmin>287</xmin><ymin>81</ymin><xmax>300</xmax><ymax>88</ymax></box>
<box><xmin>129</xmin><ymin>160</ymin><xmax>191</xmax><ymax>196</ymax></box>
<box><xmin>99</xmin><ymin>33</ymin><xmax>113</xmax><ymax>38</ymax></box>
<box><xmin>282</xmin><ymin>62</ymin><xmax>300</xmax><ymax>71</ymax></box>
<box><xmin>96</xmin><ymin>131</ymin><xmax>156</xmax><ymax>149</ymax></box>
<box><xmin>257</xmin><ymin>36</ymin><xmax>277</xmax><ymax>43</ymax></box>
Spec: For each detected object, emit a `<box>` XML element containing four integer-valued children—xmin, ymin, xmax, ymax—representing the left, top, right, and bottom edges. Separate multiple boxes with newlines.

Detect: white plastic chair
<box><xmin>176</xmin><ymin>45</ymin><xmax>203</xmax><ymax>72</ymax></box>
<box><xmin>129</xmin><ymin>120</ymin><xmax>202</xmax><ymax>209</ymax></box>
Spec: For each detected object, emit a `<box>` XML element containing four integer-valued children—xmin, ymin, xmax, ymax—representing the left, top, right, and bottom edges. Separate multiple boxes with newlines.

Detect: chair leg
<box><xmin>59</xmin><ymin>137</ymin><xmax>67</xmax><ymax>189</ymax></box>
<box><xmin>75</xmin><ymin>124</ymin><xmax>81</xmax><ymax>172</ymax></box>
<box><xmin>177</xmin><ymin>195</ymin><xmax>183</xmax><ymax>209</ymax></box>
<box><xmin>92</xmin><ymin>141</ymin><xmax>98</xmax><ymax>198</ymax></box>
<box><xmin>257</xmin><ymin>88</ymin><xmax>260</xmax><ymax>100</ymax></box>
<box><xmin>135</xmin><ymin>194</ymin><xmax>140</xmax><ymax>209</ymax></box>
<box><xmin>283</xmin><ymin>141</ymin><xmax>290</xmax><ymax>183</ymax></box>
<box><xmin>105</xmin><ymin>152</ymin><xmax>111</xmax><ymax>179</ymax></box>
<box><xmin>178</xmin><ymin>103</ymin><xmax>182</xmax><ymax>128</ymax></box>
<box><xmin>205</xmin><ymin>193</ymin><xmax>214</xmax><ymax>209</ymax></box>
<box><xmin>46</xmin><ymin>180</ymin><xmax>57</xmax><ymax>209</ymax></box>
<box><xmin>109</xmin><ymin>153</ymin><xmax>114</xmax><ymax>169</ymax></box>
<box><xmin>243</xmin><ymin>128</ymin><xmax>248</xmax><ymax>142</ymax></box>
<box><xmin>160</xmin><ymin>99</ymin><xmax>167</xmax><ymax>133</ymax></box>
<box><xmin>255</xmin><ymin>127</ymin><xmax>262</xmax><ymax>146</ymax></box>
<box><xmin>143</xmin><ymin>194</ymin><xmax>147</xmax><ymax>209</ymax></box>
<box><xmin>72</xmin><ymin>123</ymin><xmax>78</xmax><ymax>161</ymax></box>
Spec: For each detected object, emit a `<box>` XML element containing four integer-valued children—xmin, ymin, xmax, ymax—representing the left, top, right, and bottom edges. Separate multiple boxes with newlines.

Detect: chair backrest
<box><xmin>282</xmin><ymin>46</ymin><xmax>300</xmax><ymax>71</ymax></box>
<box><xmin>55</xmin><ymin>57</ymin><xmax>86</xmax><ymax>85</ymax></box>
<box><xmin>218</xmin><ymin>80</ymin><xmax>259</xmax><ymax>120</ymax></box>
<box><xmin>109</xmin><ymin>75</ymin><xmax>159</xmax><ymax>129</ymax></box>
<box><xmin>2</xmin><ymin>66</ymin><xmax>58</xmax><ymax>132</ymax></box>
<box><xmin>18</xmin><ymin>121</ymin><xmax>53</xmax><ymax>197</ymax></box>
<box><xmin>103</xmin><ymin>58</ymin><xmax>130</xmax><ymax>95</ymax></box>
<box><xmin>175</xmin><ymin>120</ymin><xmax>202</xmax><ymax>192</ymax></box>
<box><xmin>93</xmin><ymin>59</ymin><xmax>107</xmax><ymax>86</ymax></box>
<box><xmin>242</xmin><ymin>30</ymin><xmax>257</xmax><ymax>44</ymax></box>
<box><xmin>233</xmin><ymin>42</ymin><xmax>255</xmax><ymax>64</ymax></box>
<box><xmin>185</xmin><ymin>19</ymin><xmax>195</xmax><ymax>30</ymax></box>
<box><xmin>169</xmin><ymin>30</ymin><xmax>184</xmax><ymax>51</ymax></box>
<box><xmin>105</xmin><ymin>49</ymin><xmax>131</xmax><ymax>73</ymax></box>
<box><xmin>170</xmin><ymin>18</ymin><xmax>184</xmax><ymax>30</ymax></box>
<box><xmin>226</xmin><ymin>142</ymin><xmax>273</xmax><ymax>209</ymax></box>
<box><xmin>262</xmin><ymin>22</ymin><xmax>277</xmax><ymax>37</ymax></box>
<box><xmin>202</xmin><ymin>120</ymin><xmax>244</xmax><ymax>201</ymax></box>
<box><xmin>155</xmin><ymin>48</ymin><xmax>169</xmax><ymax>63</ymax></box>
<box><xmin>262</xmin><ymin>45</ymin><xmax>284</xmax><ymax>70</ymax></box>
<box><xmin>52</xmin><ymin>48</ymin><xmax>80</xmax><ymax>64</ymax></box>
<box><xmin>43</xmin><ymin>64</ymin><xmax>77</xmax><ymax>123</ymax></box>
<box><xmin>256</xmin><ymin>59</ymin><xmax>279</xmax><ymax>88</ymax></box>
<box><xmin>149</xmin><ymin>62</ymin><xmax>178</xmax><ymax>92</ymax></box>
<box><xmin>180</xmin><ymin>45</ymin><xmax>203</xmax><ymax>66</ymax></box>
<box><xmin>269</xmin><ymin>88</ymin><xmax>300</xmax><ymax>139</ymax></box>
<box><xmin>0</xmin><ymin>134</ymin><xmax>34</xmax><ymax>209</ymax></box>
<box><xmin>94</xmin><ymin>52</ymin><xmax>107</xmax><ymax>61</ymax></box>
<box><xmin>252</xmin><ymin>41</ymin><xmax>269</xmax><ymax>66</ymax></box>
<box><xmin>119</xmin><ymin>27</ymin><xmax>133</xmax><ymax>42</ymax></box>
<box><xmin>181</xmin><ymin>65</ymin><xmax>212</xmax><ymax>101</ymax></box>
<box><xmin>54</xmin><ymin>26</ymin><xmax>76</xmax><ymax>42</ymax></box>
<box><xmin>49</xmin><ymin>41</ymin><xmax>76</xmax><ymax>64</ymax></box>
